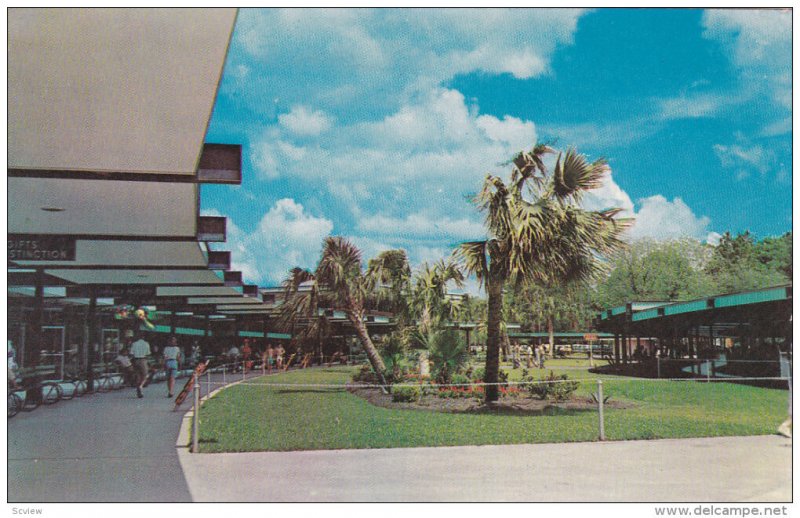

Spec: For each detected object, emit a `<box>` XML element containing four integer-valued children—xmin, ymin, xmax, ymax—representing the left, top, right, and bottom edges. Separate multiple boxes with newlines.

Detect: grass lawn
<box><xmin>196</xmin><ymin>365</ymin><xmax>788</xmax><ymax>453</ymax></box>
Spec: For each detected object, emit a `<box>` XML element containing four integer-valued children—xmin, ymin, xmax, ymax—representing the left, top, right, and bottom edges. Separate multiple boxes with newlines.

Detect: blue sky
<box><xmin>201</xmin><ymin>8</ymin><xmax>792</xmax><ymax>288</ymax></box>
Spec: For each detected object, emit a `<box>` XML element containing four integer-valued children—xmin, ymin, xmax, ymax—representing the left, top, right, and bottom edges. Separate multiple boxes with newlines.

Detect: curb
<box><xmin>175</xmin><ymin>373</ymin><xmax>266</xmax><ymax>501</ymax></box>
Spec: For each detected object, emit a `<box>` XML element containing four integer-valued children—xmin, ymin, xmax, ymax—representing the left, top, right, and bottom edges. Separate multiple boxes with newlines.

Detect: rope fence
<box><xmin>184</xmin><ymin>366</ymin><xmax>791</xmax><ymax>451</ymax></box>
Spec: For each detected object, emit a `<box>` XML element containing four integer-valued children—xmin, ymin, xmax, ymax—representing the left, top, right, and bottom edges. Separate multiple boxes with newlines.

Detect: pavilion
<box><xmin>594</xmin><ymin>285</ymin><xmax>792</xmax><ymax>370</ymax></box>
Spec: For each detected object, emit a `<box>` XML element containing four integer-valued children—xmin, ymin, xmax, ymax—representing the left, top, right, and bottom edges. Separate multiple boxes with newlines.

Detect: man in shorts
<box><xmin>163</xmin><ymin>335</ymin><xmax>182</xmax><ymax>398</ymax></box>
<box><xmin>130</xmin><ymin>332</ymin><xmax>151</xmax><ymax>398</ymax></box>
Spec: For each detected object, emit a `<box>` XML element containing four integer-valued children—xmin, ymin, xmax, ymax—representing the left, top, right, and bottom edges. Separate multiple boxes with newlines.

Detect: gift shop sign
<box><xmin>8</xmin><ymin>234</ymin><xmax>76</xmax><ymax>261</ymax></box>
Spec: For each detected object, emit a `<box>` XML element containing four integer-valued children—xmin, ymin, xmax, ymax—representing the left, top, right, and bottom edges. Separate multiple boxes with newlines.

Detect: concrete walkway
<box><xmin>179</xmin><ymin>435</ymin><xmax>791</xmax><ymax>502</ymax></box>
<box><xmin>7</xmin><ymin>371</ymin><xmax>238</xmax><ymax>502</ymax></box>
<box><xmin>9</xmin><ymin>368</ymin><xmax>792</xmax><ymax>503</ymax></box>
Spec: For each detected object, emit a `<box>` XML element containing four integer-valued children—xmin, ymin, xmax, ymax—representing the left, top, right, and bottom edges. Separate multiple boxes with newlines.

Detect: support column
<box><xmin>27</xmin><ymin>268</ymin><xmax>45</xmax><ymax>367</ymax></box>
<box><xmin>621</xmin><ymin>328</ymin><xmax>629</xmax><ymax>365</ymax></box>
<box><xmin>86</xmin><ymin>288</ymin><xmax>97</xmax><ymax>392</ymax></box>
<box><xmin>614</xmin><ymin>333</ymin><xmax>620</xmax><ymax>364</ymax></box>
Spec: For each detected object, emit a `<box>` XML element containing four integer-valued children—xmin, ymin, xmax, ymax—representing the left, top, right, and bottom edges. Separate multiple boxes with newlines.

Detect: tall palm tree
<box><xmin>457</xmin><ymin>144</ymin><xmax>631</xmax><ymax>403</ymax></box>
<box><xmin>314</xmin><ymin>236</ymin><xmax>390</xmax><ymax>387</ymax></box>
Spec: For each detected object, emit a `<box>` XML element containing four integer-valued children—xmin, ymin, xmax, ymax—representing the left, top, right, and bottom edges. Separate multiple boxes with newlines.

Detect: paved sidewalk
<box><xmin>7</xmin><ymin>370</ymin><xmax>245</xmax><ymax>502</ymax></box>
<box><xmin>179</xmin><ymin>435</ymin><xmax>791</xmax><ymax>502</ymax></box>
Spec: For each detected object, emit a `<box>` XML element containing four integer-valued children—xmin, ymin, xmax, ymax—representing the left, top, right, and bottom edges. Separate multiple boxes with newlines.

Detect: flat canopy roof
<box><xmin>9</xmin><ymin>178</ymin><xmax>199</xmax><ymax>237</ymax></box>
<box><xmin>9</xmin><ymin>8</ymin><xmax>237</xmax><ymax>175</ymax></box>
<box><xmin>12</xmin><ymin>240</ymin><xmax>209</xmax><ymax>269</ymax></box>
<box><xmin>596</xmin><ymin>285</ymin><xmax>792</xmax><ymax>336</ymax></box>
<box><xmin>44</xmin><ymin>268</ymin><xmax>224</xmax><ymax>286</ymax></box>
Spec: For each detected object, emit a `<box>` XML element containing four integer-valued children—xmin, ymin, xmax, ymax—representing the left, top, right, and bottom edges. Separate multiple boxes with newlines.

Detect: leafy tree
<box><xmin>457</xmin><ymin>144</ymin><xmax>630</xmax><ymax>402</ymax></box>
<box><xmin>705</xmin><ymin>232</ymin><xmax>789</xmax><ymax>293</ymax></box>
<box><xmin>595</xmin><ymin>239</ymin><xmax>715</xmax><ymax>307</ymax></box>
<box><xmin>754</xmin><ymin>232</ymin><xmax>792</xmax><ymax>279</ymax></box>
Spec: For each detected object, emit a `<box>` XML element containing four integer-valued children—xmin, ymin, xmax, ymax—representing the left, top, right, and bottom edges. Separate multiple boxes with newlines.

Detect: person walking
<box><xmin>263</xmin><ymin>344</ymin><xmax>274</xmax><ymax>375</ymax></box>
<box><xmin>526</xmin><ymin>344</ymin><xmax>534</xmax><ymax>369</ymax></box>
<box><xmin>163</xmin><ymin>336</ymin><xmax>182</xmax><ymax>398</ymax></box>
<box><xmin>130</xmin><ymin>332</ymin><xmax>151</xmax><ymax>398</ymax></box>
<box><xmin>241</xmin><ymin>339</ymin><xmax>252</xmax><ymax>373</ymax></box>
<box><xmin>275</xmin><ymin>344</ymin><xmax>285</xmax><ymax>370</ymax></box>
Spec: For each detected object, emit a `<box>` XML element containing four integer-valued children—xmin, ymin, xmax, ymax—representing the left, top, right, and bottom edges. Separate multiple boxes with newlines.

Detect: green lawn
<box><xmin>196</xmin><ymin>365</ymin><xmax>788</xmax><ymax>453</ymax></box>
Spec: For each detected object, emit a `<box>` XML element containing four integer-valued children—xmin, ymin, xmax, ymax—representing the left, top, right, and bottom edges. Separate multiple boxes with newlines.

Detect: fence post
<box><xmin>242</xmin><ymin>359</ymin><xmax>246</xmax><ymax>381</ymax></box>
<box><xmin>707</xmin><ymin>360</ymin><xmax>713</xmax><ymax>382</ymax></box>
<box><xmin>597</xmin><ymin>379</ymin><xmax>605</xmax><ymax>441</ymax></box>
<box><xmin>192</xmin><ymin>372</ymin><xmax>200</xmax><ymax>453</ymax></box>
<box><xmin>206</xmin><ymin>370</ymin><xmax>211</xmax><ymax>398</ymax></box>
<box><xmin>656</xmin><ymin>357</ymin><xmax>661</xmax><ymax>379</ymax></box>
<box><xmin>222</xmin><ymin>364</ymin><xmax>227</xmax><ymax>385</ymax></box>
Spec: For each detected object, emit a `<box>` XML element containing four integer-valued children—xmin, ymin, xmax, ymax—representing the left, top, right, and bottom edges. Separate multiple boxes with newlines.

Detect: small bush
<box><xmin>528</xmin><ymin>371</ymin><xmax>580</xmax><ymax>401</ymax></box>
<box><xmin>352</xmin><ymin>364</ymin><xmax>379</xmax><ymax>383</ymax></box>
<box><xmin>498</xmin><ymin>369</ymin><xmax>509</xmax><ymax>386</ymax></box>
<box><xmin>471</xmin><ymin>367</ymin><xmax>485</xmax><ymax>382</ymax></box>
<box><xmin>392</xmin><ymin>385</ymin><xmax>421</xmax><ymax>403</ymax></box>
<box><xmin>451</xmin><ymin>373</ymin><xmax>470</xmax><ymax>385</ymax></box>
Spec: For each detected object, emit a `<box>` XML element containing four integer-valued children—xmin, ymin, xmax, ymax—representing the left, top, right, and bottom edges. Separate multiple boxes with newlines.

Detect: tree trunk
<box><xmin>484</xmin><ymin>273</ymin><xmax>504</xmax><ymax>403</ymax></box>
<box><xmin>348</xmin><ymin>311</ymin><xmax>389</xmax><ymax>392</ymax></box>
<box><xmin>547</xmin><ymin>315</ymin><xmax>555</xmax><ymax>358</ymax></box>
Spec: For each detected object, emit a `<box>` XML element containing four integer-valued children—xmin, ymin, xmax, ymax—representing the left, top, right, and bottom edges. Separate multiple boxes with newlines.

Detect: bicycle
<box><xmin>8</xmin><ymin>389</ymin><xmax>23</xmax><ymax>418</ymax></box>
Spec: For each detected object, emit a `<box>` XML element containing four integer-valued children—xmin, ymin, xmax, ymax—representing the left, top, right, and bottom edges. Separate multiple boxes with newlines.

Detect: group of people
<box><xmin>115</xmin><ymin>332</ymin><xmax>183</xmax><ymax>399</ymax></box>
<box><xmin>224</xmin><ymin>340</ymin><xmax>287</xmax><ymax>374</ymax></box>
<box><xmin>509</xmin><ymin>342</ymin><xmax>547</xmax><ymax>370</ymax></box>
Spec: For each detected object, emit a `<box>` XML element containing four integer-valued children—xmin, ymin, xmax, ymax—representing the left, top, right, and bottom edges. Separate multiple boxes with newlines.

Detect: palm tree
<box><xmin>409</xmin><ymin>258</ymin><xmax>465</xmax><ymax>334</ymax></box>
<box><xmin>314</xmin><ymin>236</ymin><xmax>391</xmax><ymax>387</ymax></box>
<box><xmin>457</xmin><ymin>144</ymin><xmax>631</xmax><ymax>403</ymax></box>
<box><xmin>366</xmin><ymin>249</ymin><xmax>412</xmax><ymax>322</ymax></box>
<box><xmin>276</xmin><ymin>267</ymin><xmax>330</xmax><ymax>363</ymax></box>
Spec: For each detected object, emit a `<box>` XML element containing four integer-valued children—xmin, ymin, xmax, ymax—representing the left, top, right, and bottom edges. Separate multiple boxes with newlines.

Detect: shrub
<box><xmin>471</xmin><ymin>367</ymin><xmax>485</xmax><ymax>382</ymax></box>
<box><xmin>497</xmin><ymin>369</ymin><xmax>509</xmax><ymax>386</ymax></box>
<box><xmin>527</xmin><ymin>371</ymin><xmax>580</xmax><ymax>401</ymax></box>
<box><xmin>392</xmin><ymin>385</ymin><xmax>421</xmax><ymax>403</ymax></box>
<box><xmin>425</xmin><ymin>330</ymin><xmax>468</xmax><ymax>384</ymax></box>
<box><xmin>450</xmin><ymin>373</ymin><xmax>470</xmax><ymax>385</ymax></box>
<box><xmin>352</xmin><ymin>364</ymin><xmax>379</xmax><ymax>384</ymax></box>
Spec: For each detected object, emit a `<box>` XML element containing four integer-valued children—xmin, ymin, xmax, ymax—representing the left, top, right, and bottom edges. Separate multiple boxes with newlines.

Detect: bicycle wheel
<box><xmin>8</xmin><ymin>392</ymin><xmax>22</xmax><ymax>418</ymax></box>
<box><xmin>22</xmin><ymin>389</ymin><xmax>42</xmax><ymax>411</ymax></box>
<box><xmin>42</xmin><ymin>382</ymin><xmax>62</xmax><ymax>405</ymax></box>
<box><xmin>73</xmin><ymin>379</ymin><xmax>87</xmax><ymax>397</ymax></box>
<box><xmin>96</xmin><ymin>376</ymin><xmax>111</xmax><ymax>393</ymax></box>
<box><xmin>60</xmin><ymin>381</ymin><xmax>76</xmax><ymax>400</ymax></box>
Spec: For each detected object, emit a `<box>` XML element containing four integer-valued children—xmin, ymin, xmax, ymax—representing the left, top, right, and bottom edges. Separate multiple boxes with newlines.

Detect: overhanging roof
<box><xmin>9</xmin><ymin>178</ymin><xmax>199</xmax><ymax>237</ymax></box>
<box><xmin>12</xmin><ymin>240</ymin><xmax>209</xmax><ymax>268</ymax></box>
<box><xmin>43</xmin><ymin>269</ymin><xmax>224</xmax><ymax>286</ymax></box>
<box><xmin>8</xmin><ymin>8</ymin><xmax>237</xmax><ymax>175</ymax></box>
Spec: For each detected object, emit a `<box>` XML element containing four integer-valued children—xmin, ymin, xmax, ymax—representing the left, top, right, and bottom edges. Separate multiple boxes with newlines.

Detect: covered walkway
<box><xmin>8</xmin><ymin>371</ymin><xmax>246</xmax><ymax>502</ymax></box>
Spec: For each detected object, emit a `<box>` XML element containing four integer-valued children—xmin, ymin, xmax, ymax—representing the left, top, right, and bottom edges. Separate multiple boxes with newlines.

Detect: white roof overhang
<box><xmin>8</xmin><ymin>8</ymin><xmax>237</xmax><ymax>175</ymax></box>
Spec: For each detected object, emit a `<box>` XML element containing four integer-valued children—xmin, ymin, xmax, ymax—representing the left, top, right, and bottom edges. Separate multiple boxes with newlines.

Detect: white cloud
<box><xmin>702</xmin><ymin>9</ymin><xmax>791</xmax><ymax>110</ymax></box>
<box><xmin>278</xmin><ymin>105</ymin><xmax>334</xmax><ymax>136</ymax></box>
<box><xmin>713</xmin><ymin>141</ymin><xmax>774</xmax><ymax>180</ymax></box>
<box><xmin>358</xmin><ymin>213</ymin><xmax>485</xmax><ymax>241</ymax></box>
<box><xmin>582</xmin><ymin>172</ymin><xmax>635</xmax><ymax>216</ymax></box>
<box><xmin>657</xmin><ymin>93</ymin><xmax>727</xmax><ymax>121</ymax></box>
<box><xmin>628</xmin><ymin>195</ymin><xmax>712</xmax><ymax>241</ymax></box>
<box><xmin>225</xmin><ymin>9</ymin><xmax>585</xmax><ymax>116</ymax></box>
<box><xmin>207</xmin><ymin>199</ymin><xmax>334</xmax><ymax>285</ymax></box>
<box><xmin>249</xmin><ymin>88</ymin><xmax>539</xmax><ymax>224</ymax></box>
